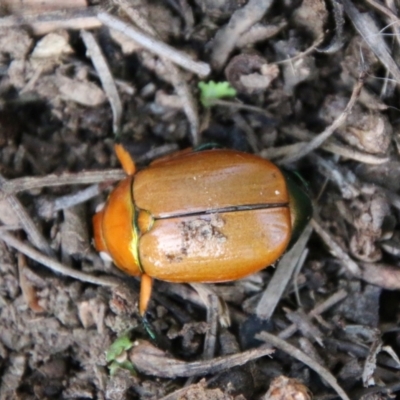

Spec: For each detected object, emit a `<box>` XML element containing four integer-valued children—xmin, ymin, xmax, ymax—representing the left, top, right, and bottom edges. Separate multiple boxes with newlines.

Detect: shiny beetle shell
<box><xmin>94</xmin><ymin>150</ymin><xmax>292</xmax><ymax>282</ymax></box>
<box><xmin>93</xmin><ymin>147</ymin><xmax>310</xmax><ymax>314</ymax></box>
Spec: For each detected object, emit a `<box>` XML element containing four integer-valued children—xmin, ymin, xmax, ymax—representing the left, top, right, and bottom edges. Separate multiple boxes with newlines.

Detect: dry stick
<box><xmin>190</xmin><ymin>283</ymin><xmax>231</xmax><ymax>327</ymax></box>
<box><xmin>167</xmin><ymin>63</ymin><xmax>200</xmax><ymax>146</ymax></box>
<box><xmin>113</xmin><ymin>0</ymin><xmax>161</xmax><ymax>36</ymax></box>
<box><xmin>81</xmin><ymin>30</ymin><xmax>122</xmax><ymax>134</ymax></box>
<box><xmin>343</xmin><ymin>0</ymin><xmax>400</xmax><ymax>83</ymax></box>
<box><xmin>310</xmin><ymin>153</ymin><xmax>361</xmax><ymax>199</ymax></box>
<box><xmin>4</xmin><ymin>0</ymin><xmax>87</xmax><ymax>13</ymax></box>
<box><xmin>211</xmin><ymin>0</ymin><xmax>274</xmax><ymax>70</ymax></box>
<box><xmin>277</xmin><ymin>126</ymin><xmax>389</xmax><ymax>165</ymax></box>
<box><xmin>275</xmin><ymin>34</ymin><xmax>325</xmax><ymax>65</ymax></box>
<box><xmin>129</xmin><ymin>341</ymin><xmax>274</xmax><ymax>377</ymax></box>
<box><xmin>284</xmin><ymin>308</ymin><xmax>324</xmax><ymax>347</ymax></box>
<box><xmin>304</xmin><ymin>138</ymin><xmax>388</xmax><ymax>165</ymax></box>
<box><xmin>0</xmin><ymin>175</ymin><xmax>54</xmax><ymax>257</ymax></box>
<box><xmin>256</xmin><ymin>331</ymin><xmax>351</xmax><ymax>400</ymax></box>
<box><xmin>136</xmin><ymin>143</ymin><xmax>179</xmax><ymax>164</ymax></box>
<box><xmin>0</xmin><ymin>231</ymin><xmax>120</xmax><ymax>287</ymax></box>
<box><xmin>0</xmin><ymin>6</ymin><xmax>102</xmax><ymax>35</ymax></box>
<box><xmin>203</xmin><ymin>294</ymin><xmax>219</xmax><ymax>360</ymax></box>
<box><xmin>293</xmin><ymin>248</ymin><xmax>309</xmax><ymax>307</ymax></box>
<box><xmin>278</xmin><ymin>289</ymin><xmax>348</xmax><ymax>340</ymax></box>
<box><xmin>6</xmin><ymin>196</ymin><xmax>54</xmax><ymax>256</ymax></box>
<box><xmin>208</xmin><ymin>99</ymin><xmax>273</xmax><ymax>117</ymax></box>
<box><xmin>256</xmin><ymin>223</ymin><xmax>313</xmax><ymax>320</ymax></box>
<box><xmin>104</xmin><ymin>4</ymin><xmax>200</xmax><ymax>144</ymax></box>
<box><xmin>279</xmin><ymin>76</ymin><xmax>365</xmax><ymax>165</ymax></box>
<box><xmin>365</xmin><ymin>0</ymin><xmax>400</xmax><ymax>30</ymax></box>
<box><xmin>311</xmin><ymin>218</ymin><xmax>361</xmax><ymax>276</ymax></box>
<box><xmin>260</xmin><ymin>143</ymin><xmax>303</xmax><ymax>160</ymax></box>
<box><xmin>365</xmin><ymin>0</ymin><xmax>400</xmax><ymax>94</ymax></box>
<box><xmin>97</xmin><ymin>12</ymin><xmax>210</xmax><ymax>77</ymax></box>
<box><xmin>181</xmin><ymin>291</ymin><xmax>220</xmax><ymax>390</ymax></box>
<box><xmin>38</xmin><ymin>184</ymin><xmax>103</xmax><ymax>218</ymax></box>
<box><xmin>317</xmin><ymin>0</ymin><xmax>345</xmax><ymax>54</ymax></box>
<box><xmin>0</xmin><ymin>169</ymin><xmax>125</xmax><ymax>196</ymax></box>
<box><xmin>355</xmin><ymin>381</ymin><xmax>400</xmax><ymax>399</ymax></box>
<box><xmin>18</xmin><ymin>252</ymin><xmax>44</xmax><ymax>313</ymax></box>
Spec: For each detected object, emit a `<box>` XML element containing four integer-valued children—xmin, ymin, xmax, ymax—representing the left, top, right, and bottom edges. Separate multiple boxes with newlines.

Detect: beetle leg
<box><xmin>139</xmin><ymin>273</ymin><xmax>153</xmax><ymax>316</ymax></box>
<box><xmin>114</xmin><ymin>143</ymin><xmax>136</xmax><ymax>175</ymax></box>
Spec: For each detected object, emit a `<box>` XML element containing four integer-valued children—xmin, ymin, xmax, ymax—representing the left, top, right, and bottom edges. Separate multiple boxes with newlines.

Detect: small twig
<box><xmin>0</xmin><ymin>175</ymin><xmax>54</xmax><ymax>256</ymax></box>
<box><xmin>312</xmin><ymin>140</ymin><xmax>389</xmax><ymax>164</ymax></box>
<box><xmin>129</xmin><ymin>340</ymin><xmax>274</xmax><ymax>377</ymax></box>
<box><xmin>284</xmin><ymin>308</ymin><xmax>324</xmax><ymax>347</ymax></box>
<box><xmin>37</xmin><ymin>184</ymin><xmax>104</xmax><ymax>219</ymax></box>
<box><xmin>6</xmin><ymin>196</ymin><xmax>54</xmax><ymax>256</ymax></box>
<box><xmin>0</xmin><ymin>231</ymin><xmax>120</xmax><ymax>287</ymax></box>
<box><xmin>276</xmin><ymin>34</ymin><xmax>325</xmax><ymax>65</ymax></box>
<box><xmin>256</xmin><ymin>331</ymin><xmax>350</xmax><ymax>400</ymax></box>
<box><xmin>203</xmin><ymin>294</ymin><xmax>219</xmax><ymax>360</ymax></box>
<box><xmin>4</xmin><ymin>0</ymin><xmax>87</xmax><ymax>13</ymax></box>
<box><xmin>0</xmin><ymin>6</ymin><xmax>102</xmax><ymax>35</ymax></box>
<box><xmin>167</xmin><ymin>63</ymin><xmax>200</xmax><ymax>145</ymax></box>
<box><xmin>0</xmin><ymin>169</ymin><xmax>125</xmax><ymax>196</ymax></box>
<box><xmin>317</xmin><ymin>0</ymin><xmax>345</xmax><ymax>53</ymax></box>
<box><xmin>256</xmin><ymin>223</ymin><xmax>313</xmax><ymax>320</ymax></box>
<box><xmin>310</xmin><ymin>154</ymin><xmax>361</xmax><ymax>199</ymax></box>
<box><xmin>293</xmin><ymin>248</ymin><xmax>309</xmax><ymax>307</ymax></box>
<box><xmin>207</xmin><ymin>99</ymin><xmax>273</xmax><ymax>117</ymax></box>
<box><xmin>354</xmin><ymin>381</ymin><xmax>400</xmax><ymax>399</ymax></box>
<box><xmin>343</xmin><ymin>0</ymin><xmax>400</xmax><ymax>83</ymax></box>
<box><xmin>365</xmin><ymin>0</ymin><xmax>400</xmax><ymax>22</ymax></box>
<box><xmin>310</xmin><ymin>217</ymin><xmax>361</xmax><ymax>275</ymax></box>
<box><xmin>18</xmin><ymin>252</ymin><xmax>45</xmax><ymax>313</ymax></box>
<box><xmin>108</xmin><ymin>4</ymin><xmax>200</xmax><ymax>144</ymax></box>
<box><xmin>190</xmin><ymin>283</ymin><xmax>230</xmax><ymax>328</ymax></box>
<box><xmin>261</xmin><ymin>143</ymin><xmax>305</xmax><ymax>160</ymax></box>
<box><xmin>279</xmin><ymin>76</ymin><xmax>365</xmax><ymax>164</ymax></box>
<box><xmin>97</xmin><ymin>12</ymin><xmax>210</xmax><ymax>77</ymax></box>
<box><xmin>279</xmin><ymin>126</ymin><xmax>389</xmax><ymax>165</ymax></box>
<box><xmin>136</xmin><ymin>144</ymin><xmax>179</xmax><ymax>163</ymax></box>
<box><xmin>81</xmin><ymin>30</ymin><xmax>123</xmax><ymax>134</ymax></box>
<box><xmin>278</xmin><ymin>289</ymin><xmax>348</xmax><ymax>340</ymax></box>
<box><xmin>312</xmin><ymin>212</ymin><xmax>400</xmax><ymax>289</ymax></box>
<box><xmin>232</xmin><ymin>114</ymin><xmax>260</xmax><ymax>153</ymax></box>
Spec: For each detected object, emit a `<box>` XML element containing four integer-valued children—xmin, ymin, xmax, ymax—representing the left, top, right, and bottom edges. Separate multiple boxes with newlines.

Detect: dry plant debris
<box><xmin>1</xmin><ymin>0</ymin><xmax>400</xmax><ymax>399</ymax></box>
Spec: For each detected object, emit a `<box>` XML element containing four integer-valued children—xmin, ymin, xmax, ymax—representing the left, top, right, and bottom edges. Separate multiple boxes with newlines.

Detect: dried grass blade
<box><xmin>343</xmin><ymin>0</ymin><xmax>400</xmax><ymax>83</ymax></box>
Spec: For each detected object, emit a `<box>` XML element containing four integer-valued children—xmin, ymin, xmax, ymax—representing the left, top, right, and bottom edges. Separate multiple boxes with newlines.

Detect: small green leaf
<box><xmin>106</xmin><ymin>334</ymin><xmax>134</xmax><ymax>363</ymax></box>
<box><xmin>198</xmin><ymin>81</ymin><xmax>237</xmax><ymax>107</ymax></box>
<box><xmin>109</xmin><ymin>360</ymin><xmax>137</xmax><ymax>376</ymax></box>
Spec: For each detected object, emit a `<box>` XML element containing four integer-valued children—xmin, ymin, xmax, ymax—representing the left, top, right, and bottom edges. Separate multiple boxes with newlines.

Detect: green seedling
<box><xmin>198</xmin><ymin>81</ymin><xmax>237</xmax><ymax>107</ymax></box>
<box><xmin>106</xmin><ymin>333</ymin><xmax>136</xmax><ymax>376</ymax></box>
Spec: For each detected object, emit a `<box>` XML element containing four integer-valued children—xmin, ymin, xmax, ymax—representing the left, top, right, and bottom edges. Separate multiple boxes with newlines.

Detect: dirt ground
<box><xmin>1</xmin><ymin>0</ymin><xmax>400</xmax><ymax>399</ymax></box>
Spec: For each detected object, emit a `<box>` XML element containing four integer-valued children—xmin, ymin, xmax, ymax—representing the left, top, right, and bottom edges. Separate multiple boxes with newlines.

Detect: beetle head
<box><xmin>93</xmin><ymin>177</ymin><xmax>142</xmax><ymax>276</ymax></box>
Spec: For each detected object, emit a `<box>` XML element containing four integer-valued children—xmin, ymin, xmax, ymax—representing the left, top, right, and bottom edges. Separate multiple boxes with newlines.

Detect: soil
<box><xmin>1</xmin><ymin>0</ymin><xmax>400</xmax><ymax>399</ymax></box>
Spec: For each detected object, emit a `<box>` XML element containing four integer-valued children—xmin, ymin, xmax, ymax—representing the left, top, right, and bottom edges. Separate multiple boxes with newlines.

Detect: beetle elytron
<box><xmin>93</xmin><ymin>144</ymin><xmax>312</xmax><ymax>315</ymax></box>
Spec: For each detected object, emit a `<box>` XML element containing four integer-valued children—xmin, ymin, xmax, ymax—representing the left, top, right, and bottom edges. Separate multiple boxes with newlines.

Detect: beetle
<box><xmin>93</xmin><ymin>144</ymin><xmax>312</xmax><ymax>316</ymax></box>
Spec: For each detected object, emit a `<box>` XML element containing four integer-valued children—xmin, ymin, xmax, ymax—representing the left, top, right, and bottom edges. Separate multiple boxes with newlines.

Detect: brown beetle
<box><xmin>93</xmin><ymin>144</ymin><xmax>311</xmax><ymax>315</ymax></box>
